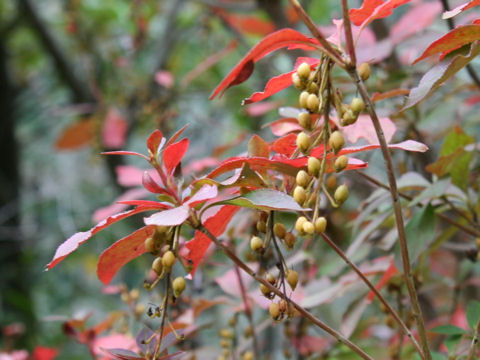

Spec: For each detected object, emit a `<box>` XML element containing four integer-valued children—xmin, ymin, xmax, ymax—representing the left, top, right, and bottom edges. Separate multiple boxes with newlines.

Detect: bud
<box><xmin>358</xmin><ymin>62</ymin><xmax>371</xmax><ymax>81</ymax></box>
<box><xmin>302</xmin><ymin>221</ymin><xmax>314</xmax><ymax>234</ymax></box>
<box><xmin>306</xmin><ymin>93</ymin><xmax>320</xmax><ymax>112</ymax></box>
<box><xmin>250</xmin><ymin>236</ymin><xmax>263</xmax><ymax>252</ymax></box>
<box><xmin>273</xmin><ymin>223</ymin><xmax>286</xmax><ymax>239</ymax></box>
<box><xmin>295</xmin><ymin>216</ymin><xmax>307</xmax><ymax>232</ymax></box>
<box><xmin>269</xmin><ymin>302</ymin><xmax>281</xmax><ymax>320</ymax></box>
<box><xmin>144</xmin><ymin>236</ymin><xmax>156</xmax><ymax>253</ymax></box>
<box><xmin>307</xmin><ymin>156</ymin><xmax>321</xmax><ymax>176</ymax></box>
<box><xmin>284</xmin><ymin>232</ymin><xmax>296</xmax><ymax>249</ymax></box>
<box><xmin>297</xmin><ymin>62</ymin><xmax>311</xmax><ymax>79</ymax></box>
<box><xmin>329</xmin><ymin>131</ymin><xmax>345</xmax><ymax>154</ymax></box>
<box><xmin>295</xmin><ymin>170</ymin><xmax>310</xmax><ymax>188</ymax></box>
<box><xmin>334</xmin><ymin>184</ymin><xmax>349</xmax><ymax>204</ymax></box>
<box><xmin>293</xmin><ymin>186</ymin><xmax>307</xmax><ymax>205</ymax></box>
<box><xmin>152</xmin><ymin>257</ymin><xmax>163</xmax><ymax>275</ymax></box>
<box><xmin>314</xmin><ymin>217</ymin><xmax>327</xmax><ymax>233</ymax></box>
<box><xmin>286</xmin><ymin>270</ymin><xmax>299</xmax><ymax>290</ymax></box>
<box><xmin>162</xmin><ymin>250</ymin><xmax>176</xmax><ymax>269</ymax></box>
<box><xmin>172</xmin><ymin>277</ymin><xmax>186</xmax><ymax>297</ymax></box>
<box><xmin>297</xmin><ymin>112</ymin><xmax>312</xmax><ymax>130</ymax></box>
<box><xmin>334</xmin><ymin>155</ymin><xmax>348</xmax><ymax>172</ymax></box>
<box><xmin>299</xmin><ymin>91</ymin><xmax>309</xmax><ymax>109</ymax></box>
<box><xmin>296</xmin><ymin>132</ymin><xmax>310</xmax><ymax>153</ymax></box>
<box><xmin>350</xmin><ymin>97</ymin><xmax>365</xmax><ymax>113</ymax></box>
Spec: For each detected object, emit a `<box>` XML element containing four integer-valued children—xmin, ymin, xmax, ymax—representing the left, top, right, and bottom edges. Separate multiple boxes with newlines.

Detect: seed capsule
<box><xmin>297</xmin><ymin>62</ymin><xmax>311</xmax><ymax>79</ymax></box>
<box><xmin>256</xmin><ymin>220</ymin><xmax>267</xmax><ymax>233</ymax></box>
<box><xmin>284</xmin><ymin>232</ymin><xmax>296</xmax><ymax>249</ymax></box>
<box><xmin>302</xmin><ymin>221</ymin><xmax>314</xmax><ymax>234</ymax></box>
<box><xmin>295</xmin><ymin>216</ymin><xmax>307</xmax><ymax>232</ymax></box>
<box><xmin>308</xmin><ymin>81</ymin><xmax>318</xmax><ymax>94</ymax></box>
<box><xmin>326</xmin><ymin>175</ymin><xmax>337</xmax><ymax>189</ymax></box>
<box><xmin>250</xmin><ymin>236</ymin><xmax>263</xmax><ymax>252</ymax></box>
<box><xmin>295</xmin><ymin>170</ymin><xmax>310</xmax><ymax>188</ymax></box>
<box><xmin>220</xmin><ymin>328</ymin><xmax>234</xmax><ymax>339</ymax></box>
<box><xmin>162</xmin><ymin>251</ymin><xmax>176</xmax><ymax>269</ymax></box>
<box><xmin>293</xmin><ymin>186</ymin><xmax>306</xmax><ymax>205</ymax></box>
<box><xmin>269</xmin><ymin>302</ymin><xmax>281</xmax><ymax>320</ymax></box>
<box><xmin>341</xmin><ymin>109</ymin><xmax>357</xmax><ymax>126</ymax></box>
<box><xmin>314</xmin><ymin>217</ymin><xmax>327</xmax><ymax>233</ymax></box>
<box><xmin>242</xmin><ymin>351</ymin><xmax>254</xmax><ymax>360</ymax></box>
<box><xmin>172</xmin><ymin>277</ymin><xmax>186</xmax><ymax>297</ymax></box>
<box><xmin>291</xmin><ymin>73</ymin><xmax>304</xmax><ymax>90</ymax></box>
<box><xmin>144</xmin><ymin>236</ymin><xmax>156</xmax><ymax>253</ymax></box>
<box><xmin>286</xmin><ymin>270</ymin><xmax>299</xmax><ymax>290</ymax></box>
<box><xmin>260</xmin><ymin>283</ymin><xmax>273</xmax><ymax>298</ymax></box>
<box><xmin>350</xmin><ymin>97</ymin><xmax>365</xmax><ymax>113</ymax></box>
<box><xmin>306</xmin><ymin>93</ymin><xmax>320</xmax><ymax>112</ymax></box>
<box><xmin>152</xmin><ymin>257</ymin><xmax>163</xmax><ymax>275</ymax></box>
<box><xmin>297</xmin><ymin>112</ymin><xmax>312</xmax><ymax>130</ymax></box>
<box><xmin>307</xmin><ymin>156</ymin><xmax>321</xmax><ymax>176</ymax></box>
<box><xmin>299</xmin><ymin>91</ymin><xmax>309</xmax><ymax>109</ymax></box>
<box><xmin>334</xmin><ymin>155</ymin><xmax>348</xmax><ymax>172</ymax></box>
<box><xmin>329</xmin><ymin>131</ymin><xmax>345</xmax><ymax>153</ymax></box>
<box><xmin>278</xmin><ymin>299</ymin><xmax>288</xmax><ymax>313</ymax></box>
<box><xmin>358</xmin><ymin>62</ymin><xmax>371</xmax><ymax>81</ymax></box>
<box><xmin>296</xmin><ymin>132</ymin><xmax>310</xmax><ymax>153</ymax></box>
<box><xmin>273</xmin><ymin>223</ymin><xmax>287</xmax><ymax>239</ymax></box>
<box><xmin>266</xmin><ymin>273</ymin><xmax>277</xmax><ymax>285</ymax></box>
<box><xmin>334</xmin><ymin>184</ymin><xmax>349</xmax><ymax>204</ymax></box>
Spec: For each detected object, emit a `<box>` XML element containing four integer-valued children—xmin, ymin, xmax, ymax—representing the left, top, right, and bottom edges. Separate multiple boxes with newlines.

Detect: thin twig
<box><xmin>467</xmin><ymin>318</ymin><xmax>480</xmax><ymax>360</ymax></box>
<box><xmin>355</xmin><ymin>171</ymin><xmax>480</xmax><ymax>238</ymax></box>
<box><xmin>341</xmin><ymin>0</ymin><xmax>356</xmax><ymax>67</ymax></box>
<box><xmin>319</xmin><ymin>232</ymin><xmax>425</xmax><ymax>359</ymax></box>
<box><xmin>198</xmin><ymin>225</ymin><xmax>375</xmax><ymax>360</ymax></box>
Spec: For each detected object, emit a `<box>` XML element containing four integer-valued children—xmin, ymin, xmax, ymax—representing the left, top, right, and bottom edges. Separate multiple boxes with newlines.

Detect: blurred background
<box><xmin>1</xmin><ymin>0</ymin><xmax>479</xmax><ymax>359</ymax></box>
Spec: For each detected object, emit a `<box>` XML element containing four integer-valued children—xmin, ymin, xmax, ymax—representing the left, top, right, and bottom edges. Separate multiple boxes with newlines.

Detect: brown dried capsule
<box><xmin>334</xmin><ymin>155</ymin><xmax>348</xmax><ymax>172</ymax></box>
<box><xmin>162</xmin><ymin>250</ymin><xmax>176</xmax><ymax>269</ymax></box>
<box><xmin>295</xmin><ymin>170</ymin><xmax>310</xmax><ymax>188</ymax></box>
<box><xmin>296</xmin><ymin>132</ymin><xmax>310</xmax><ymax>153</ymax></box>
<box><xmin>334</xmin><ymin>184</ymin><xmax>349</xmax><ymax>204</ymax></box>
<box><xmin>250</xmin><ymin>236</ymin><xmax>263</xmax><ymax>252</ymax></box>
<box><xmin>278</xmin><ymin>299</ymin><xmax>288</xmax><ymax>313</ymax></box>
<box><xmin>172</xmin><ymin>277</ymin><xmax>186</xmax><ymax>297</ymax></box>
<box><xmin>306</xmin><ymin>93</ymin><xmax>320</xmax><ymax>112</ymax></box>
<box><xmin>329</xmin><ymin>131</ymin><xmax>345</xmax><ymax>153</ymax></box>
<box><xmin>293</xmin><ymin>186</ymin><xmax>307</xmax><ymax>205</ymax></box>
<box><xmin>284</xmin><ymin>232</ymin><xmax>296</xmax><ymax>249</ymax></box>
<box><xmin>297</xmin><ymin>112</ymin><xmax>312</xmax><ymax>130</ymax></box>
<box><xmin>314</xmin><ymin>217</ymin><xmax>327</xmax><ymax>233</ymax></box>
<box><xmin>297</xmin><ymin>62</ymin><xmax>311</xmax><ymax>79</ymax></box>
<box><xmin>326</xmin><ymin>175</ymin><xmax>337</xmax><ymax>189</ymax></box>
<box><xmin>273</xmin><ymin>223</ymin><xmax>287</xmax><ymax>239</ymax></box>
<box><xmin>358</xmin><ymin>62</ymin><xmax>371</xmax><ymax>81</ymax></box>
<box><xmin>307</xmin><ymin>156</ymin><xmax>321</xmax><ymax>176</ymax></box>
<box><xmin>286</xmin><ymin>270</ymin><xmax>299</xmax><ymax>290</ymax></box>
<box><xmin>299</xmin><ymin>91</ymin><xmax>309</xmax><ymax>109</ymax></box>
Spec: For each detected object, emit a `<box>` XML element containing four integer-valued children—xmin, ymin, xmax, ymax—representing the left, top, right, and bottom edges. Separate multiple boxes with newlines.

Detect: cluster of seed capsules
<box><xmin>217</xmin><ymin>322</ymin><xmax>254</xmax><ymax>360</ymax></box>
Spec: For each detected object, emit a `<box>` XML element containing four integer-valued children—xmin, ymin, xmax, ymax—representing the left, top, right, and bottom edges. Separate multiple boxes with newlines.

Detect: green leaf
<box><xmin>404</xmin><ymin>41</ymin><xmax>480</xmax><ymax>109</ymax></box>
<box><xmin>430</xmin><ymin>324</ymin><xmax>468</xmax><ymax>335</ymax></box>
<box><xmin>467</xmin><ymin>300</ymin><xmax>480</xmax><ymax>330</ymax></box>
<box><xmin>440</xmin><ymin>126</ymin><xmax>474</xmax><ymax>156</ymax></box>
<box><xmin>215</xmin><ymin>189</ymin><xmax>307</xmax><ymax>212</ymax></box>
<box><xmin>395</xmin><ymin>204</ymin><xmax>437</xmax><ymax>268</ymax></box>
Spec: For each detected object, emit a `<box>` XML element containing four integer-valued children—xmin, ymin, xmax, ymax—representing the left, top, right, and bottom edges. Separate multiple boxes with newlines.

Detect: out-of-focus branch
<box><xmin>256</xmin><ymin>0</ymin><xmax>289</xmax><ymax>29</ymax></box>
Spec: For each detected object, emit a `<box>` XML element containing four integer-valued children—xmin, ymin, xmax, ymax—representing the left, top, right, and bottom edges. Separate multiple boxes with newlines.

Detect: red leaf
<box><xmin>267</xmin><ymin>118</ymin><xmax>302</xmax><ymax>137</ymax></box>
<box><xmin>186</xmin><ymin>205</ymin><xmax>239</xmax><ymax>274</ymax></box>
<box><xmin>102</xmin><ymin>108</ymin><xmax>128</xmax><ymax>149</ymax></box>
<box><xmin>97</xmin><ymin>226</ymin><xmax>156</xmax><ymax>285</ymax></box>
<box><xmin>92</xmin><ymin>188</ymin><xmax>151</xmax><ymax>223</ymax></box>
<box><xmin>184</xmin><ymin>184</ymin><xmax>218</xmax><ymax>207</ymax></box>
<box><xmin>349</xmin><ymin>0</ymin><xmax>411</xmax><ymax>28</ymax></box>
<box><xmin>102</xmin><ymin>151</ymin><xmax>149</xmax><ymax>161</ymax></box>
<box><xmin>243</xmin><ymin>57</ymin><xmax>320</xmax><ymax>104</ymax></box>
<box><xmin>336</xmin><ymin>140</ymin><xmax>429</xmax><ymax>155</ymax></box>
<box><xmin>143</xmin><ymin>205</ymin><xmax>190</xmax><ymax>226</ymax></box>
<box><xmin>209</xmin><ymin>29</ymin><xmax>318</xmax><ymax>99</ymax></box>
<box><xmin>55</xmin><ymin>119</ymin><xmax>95</xmax><ymax>150</ymax></box>
<box><xmin>117</xmin><ymin>200</ymin><xmax>171</xmax><ymax>207</ymax></box>
<box><xmin>248</xmin><ymin>135</ymin><xmax>270</xmax><ymax>158</ymax></box>
<box><xmin>166</xmin><ymin>125</ymin><xmax>189</xmax><ymax>147</ymax></box>
<box><xmin>33</xmin><ymin>347</ymin><xmax>58</xmax><ymax>360</ymax></box>
<box><xmin>244</xmin><ymin>101</ymin><xmax>281</xmax><ymax>117</ymax></box>
<box><xmin>213</xmin><ymin>8</ymin><xmax>275</xmax><ymax>36</ymax></box>
<box><xmin>413</xmin><ymin>24</ymin><xmax>480</xmax><ymax>64</ymax></box>
<box><xmin>366</xmin><ymin>260</ymin><xmax>398</xmax><ymax>302</ymax></box>
<box><xmin>271</xmin><ymin>133</ymin><xmax>297</xmax><ymax>157</ymax></box>
<box><xmin>46</xmin><ymin>205</ymin><xmax>163</xmax><ymax>269</ymax></box>
<box><xmin>142</xmin><ymin>171</ymin><xmax>165</xmax><ymax>194</ymax></box>
<box><xmin>147</xmin><ymin>130</ymin><xmax>165</xmax><ymax>156</ymax></box>
<box><xmin>371</xmin><ymin>88</ymin><xmax>410</xmax><ymax>102</ymax></box>
<box><xmin>163</xmin><ymin>138</ymin><xmax>189</xmax><ymax>174</ymax></box>
<box><xmin>443</xmin><ymin>0</ymin><xmax>480</xmax><ymax>19</ymax></box>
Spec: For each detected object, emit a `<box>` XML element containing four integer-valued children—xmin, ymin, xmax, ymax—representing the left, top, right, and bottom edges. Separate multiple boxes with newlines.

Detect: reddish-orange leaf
<box><xmin>146</xmin><ymin>129</ymin><xmax>164</xmax><ymax>156</ymax></box>
<box><xmin>163</xmin><ymin>138</ymin><xmax>189</xmax><ymax>174</ymax></box>
<box><xmin>248</xmin><ymin>134</ymin><xmax>270</xmax><ymax>158</ymax></box>
<box><xmin>366</xmin><ymin>260</ymin><xmax>398</xmax><ymax>301</ymax></box>
<box><xmin>349</xmin><ymin>0</ymin><xmax>411</xmax><ymax>28</ymax></box>
<box><xmin>213</xmin><ymin>8</ymin><xmax>275</xmax><ymax>36</ymax></box>
<box><xmin>55</xmin><ymin>118</ymin><xmax>95</xmax><ymax>150</ymax></box>
<box><xmin>209</xmin><ymin>28</ymin><xmax>318</xmax><ymax>99</ymax></box>
<box><xmin>413</xmin><ymin>24</ymin><xmax>480</xmax><ymax>64</ymax></box>
<box><xmin>271</xmin><ymin>133</ymin><xmax>297</xmax><ymax>157</ymax></box>
<box><xmin>97</xmin><ymin>226</ymin><xmax>156</xmax><ymax>285</ymax></box>
<box><xmin>371</xmin><ymin>88</ymin><xmax>410</xmax><ymax>102</ymax></box>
